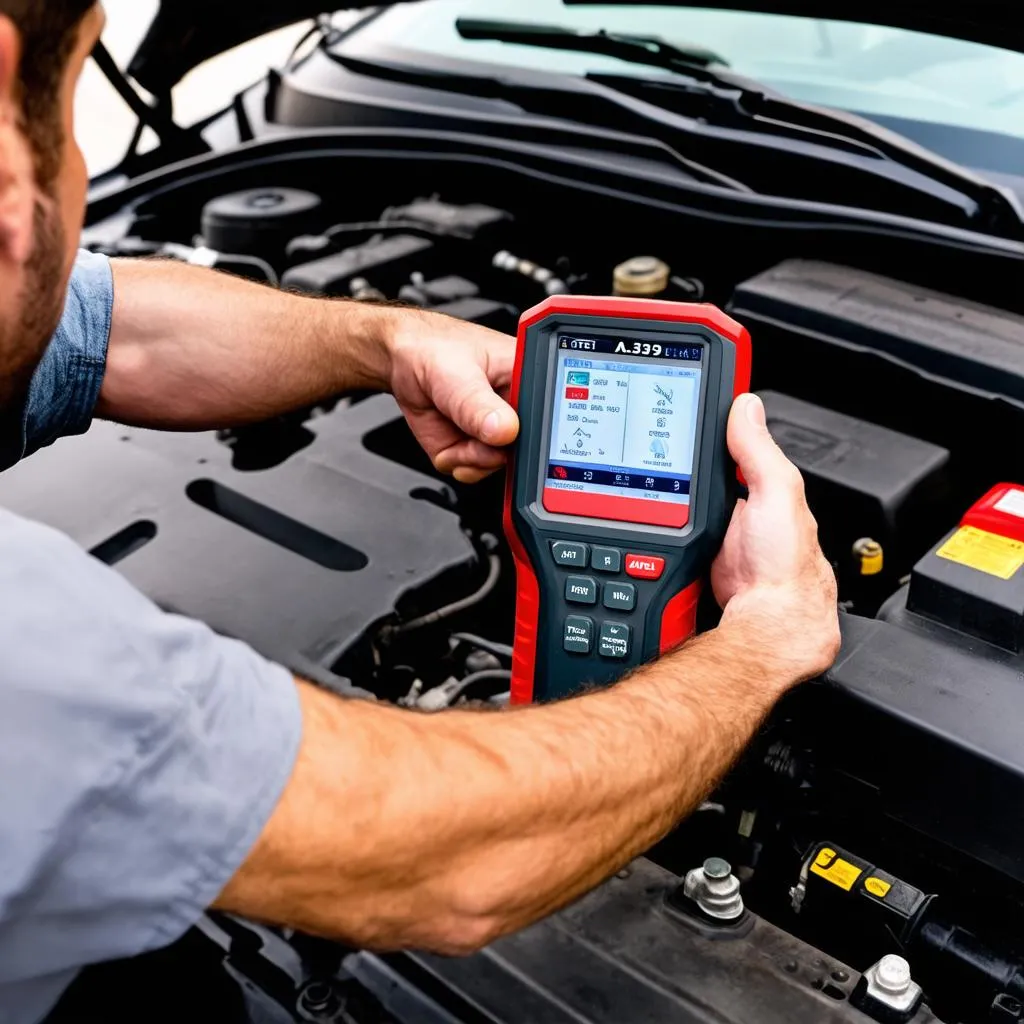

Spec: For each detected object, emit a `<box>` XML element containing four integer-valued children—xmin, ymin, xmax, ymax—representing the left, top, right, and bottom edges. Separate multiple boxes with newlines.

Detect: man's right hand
<box><xmin>711</xmin><ymin>392</ymin><xmax>840</xmax><ymax>685</ymax></box>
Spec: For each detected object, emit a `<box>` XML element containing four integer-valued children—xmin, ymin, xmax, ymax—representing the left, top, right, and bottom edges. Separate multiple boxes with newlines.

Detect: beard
<box><xmin>0</xmin><ymin>200</ymin><xmax>68</xmax><ymax>418</ymax></box>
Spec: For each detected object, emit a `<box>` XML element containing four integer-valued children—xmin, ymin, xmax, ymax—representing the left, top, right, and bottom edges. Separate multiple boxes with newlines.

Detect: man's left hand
<box><xmin>386</xmin><ymin>311</ymin><xmax>520</xmax><ymax>484</ymax></box>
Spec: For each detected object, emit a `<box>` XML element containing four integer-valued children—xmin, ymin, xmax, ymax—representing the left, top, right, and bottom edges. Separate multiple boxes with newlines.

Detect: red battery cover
<box><xmin>961</xmin><ymin>483</ymin><xmax>1024</xmax><ymax>542</ymax></box>
<box><xmin>503</xmin><ymin>296</ymin><xmax>752</xmax><ymax>704</ymax></box>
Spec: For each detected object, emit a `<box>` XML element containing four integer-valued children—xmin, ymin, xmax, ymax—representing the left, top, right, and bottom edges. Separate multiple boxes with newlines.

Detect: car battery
<box><xmin>905</xmin><ymin>483</ymin><xmax>1024</xmax><ymax>653</ymax></box>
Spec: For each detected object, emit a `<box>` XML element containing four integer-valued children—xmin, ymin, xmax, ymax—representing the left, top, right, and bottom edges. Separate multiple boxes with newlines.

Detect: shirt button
<box><xmin>625</xmin><ymin>554</ymin><xmax>666</xmax><ymax>580</ymax></box>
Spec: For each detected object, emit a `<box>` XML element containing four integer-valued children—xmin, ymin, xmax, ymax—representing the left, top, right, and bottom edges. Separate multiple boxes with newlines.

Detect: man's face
<box><xmin>0</xmin><ymin>3</ymin><xmax>105</xmax><ymax>416</ymax></box>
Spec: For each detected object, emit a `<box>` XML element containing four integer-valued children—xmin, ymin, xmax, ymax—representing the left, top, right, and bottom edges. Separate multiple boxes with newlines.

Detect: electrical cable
<box><xmin>451</xmin><ymin>633</ymin><xmax>514</xmax><ymax>660</ymax></box>
<box><xmin>389</xmin><ymin>553</ymin><xmax>501</xmax><ymax>635</ymax></box>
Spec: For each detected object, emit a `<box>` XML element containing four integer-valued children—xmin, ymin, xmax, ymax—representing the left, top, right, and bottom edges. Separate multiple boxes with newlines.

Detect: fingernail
<box><xmin>482</xmin><ymin>410</ymin><xmax>503</xmax><ymax>441</ymax></box>
<box><xmin>745</xmin><ymin>394</ymin><xmax>766</xmax><ymax>428</ymax></box>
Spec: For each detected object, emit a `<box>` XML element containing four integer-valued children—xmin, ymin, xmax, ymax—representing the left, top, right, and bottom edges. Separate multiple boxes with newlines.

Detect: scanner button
<box><xmin>625</xmin><ymin>554</ymin><xmax>666</xmax><ymax>580</ymax></box>
<box><xmin>565</xmin><ymin>575</ymin><xmax>598</xmax><ymax>605</ymax></box>
<box><xmin>603</xmin><ymin>583</ymin><xmax>636</xmax><ymax>612</ymax></box>
<box><xmin>591</xmin><ymin>547</ymin><xmax>622</xmax><ymax>573</ymax></box>
<box><xmin>599</xmin><ymin>622</ymin><xmax>632</xmax><ymax>659</ymax></box>
<box><xmin>563</xmin><ymin>616</ymin><xmax>594</xmax><ymax>654</ymax></box>
<box><xmin>552</xmin><ymin>541</ymin><xmax>589</xmax><ymax>567</ymax></box>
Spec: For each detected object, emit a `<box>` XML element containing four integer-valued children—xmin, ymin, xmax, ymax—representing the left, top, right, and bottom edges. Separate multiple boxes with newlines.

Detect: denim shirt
<box><xmin>0</xmin><ymin>252</ymin><xmax>302</xmax><ymax>1024</ymax></box>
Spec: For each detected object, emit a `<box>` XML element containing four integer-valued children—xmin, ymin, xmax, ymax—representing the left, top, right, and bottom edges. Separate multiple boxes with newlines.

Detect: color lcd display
<box><xmin>544</xmin><ymin>335</ymin><xmax>704</xmax><ymax>528</ymax></box>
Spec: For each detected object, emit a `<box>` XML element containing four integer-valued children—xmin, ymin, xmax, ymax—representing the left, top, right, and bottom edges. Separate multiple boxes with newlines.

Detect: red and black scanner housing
<box><xmin>503</xmin><ymin>296</ymin><xmax>752</xmax><ymax>704</ymax></box>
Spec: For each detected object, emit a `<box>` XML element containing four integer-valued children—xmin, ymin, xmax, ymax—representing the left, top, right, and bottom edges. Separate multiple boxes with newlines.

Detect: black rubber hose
<box><xmin>390</xmin><ymin>554</ymin><xmax>501</xmax><ymax>635</ymax></box>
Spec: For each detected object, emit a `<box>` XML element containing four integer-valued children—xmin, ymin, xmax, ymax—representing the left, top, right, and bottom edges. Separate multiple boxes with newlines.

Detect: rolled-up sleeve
<box><xmin>0</xmin><ymin>250</ymin><xmax>113</xmax><ymax>473</ymax></box>
<box><xmin>0</xmin><ymin>510</ymin><xmax>303</xmax><ymax>1024</ymax></box>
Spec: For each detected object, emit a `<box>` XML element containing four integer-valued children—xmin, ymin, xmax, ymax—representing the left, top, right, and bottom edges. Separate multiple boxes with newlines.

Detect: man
<box><xmin>0</xmin><ymin>3</ymin><xmax>840</xmax><ymax>1022</ymax></box>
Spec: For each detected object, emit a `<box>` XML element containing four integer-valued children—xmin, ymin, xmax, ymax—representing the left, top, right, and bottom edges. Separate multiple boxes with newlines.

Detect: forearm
<box><xmin>216</xmin><ymin>620</ymin><xmax>791</xmax><ymax>953</ymax></box>
<box><xmin>99</xmin><ymin>258</ymin><xmax>398</xmax><ymax>428</ymax></box>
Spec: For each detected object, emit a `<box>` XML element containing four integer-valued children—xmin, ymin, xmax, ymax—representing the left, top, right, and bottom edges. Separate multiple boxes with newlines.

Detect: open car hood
<box><xmin>566</xmin><ymin>0</ymin><xmax>1023</xmax><ymax>56</ymax></box>
<box><xmin>128</xmin><ymin>1</ymin><xmax>415</xmax><ymax>93</ymax></box>
<box><xmin>129</xmin><ymin>0</ymin><xmax>1022</xmax><ymax>94</ymax></box>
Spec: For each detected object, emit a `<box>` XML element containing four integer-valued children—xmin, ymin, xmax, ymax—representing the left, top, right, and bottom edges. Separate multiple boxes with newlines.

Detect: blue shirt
<box><xmin>0</xmin><ymin>252</ymin><xmax>303</xmax><ymax>1024</ymax></box>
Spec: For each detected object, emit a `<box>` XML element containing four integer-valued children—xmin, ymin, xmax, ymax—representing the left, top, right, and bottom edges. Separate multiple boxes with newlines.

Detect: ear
<box><xmin>0</xmin><ymin>16</ymin><xmax>33</xmax><ymax>265</ymax></box>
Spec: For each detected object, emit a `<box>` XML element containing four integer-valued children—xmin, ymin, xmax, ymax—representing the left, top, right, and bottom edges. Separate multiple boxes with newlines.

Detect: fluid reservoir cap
<box><xmin>613</xmin><ymin>256</ymin><xmax>670</xmax><ymax>297</ymax></box>
<box><xmin>853</xmin><ymin>537</ymin><xmax>884</xmax><ymax>576</ymax></box>
<box><xmin>201</xmin><ymin>188</ymin><xmax>323</xmax><ymax>259</ymax></box>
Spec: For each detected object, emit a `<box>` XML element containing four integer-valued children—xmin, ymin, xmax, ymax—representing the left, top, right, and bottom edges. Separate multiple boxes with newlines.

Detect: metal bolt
<box><xmin>682</xmin><ymin>857</ymin><xmax>745</xmax><ymax>921</ymax></box>
<box><xmin>875</xmin><ymin>955</ymin><xmax>912</xmax><ymax>996</ymax></box>
<box><xmin>703</xmin><ymin>857</ymin><xmax>732</xmax><ymax>880</ymax></box>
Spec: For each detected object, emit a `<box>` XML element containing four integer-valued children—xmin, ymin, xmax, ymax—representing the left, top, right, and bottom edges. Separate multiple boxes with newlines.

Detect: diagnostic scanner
<box><xmin>503</xmin><ymin>296</ymin><xmax>752</xmax><ymax>704</ymax></box>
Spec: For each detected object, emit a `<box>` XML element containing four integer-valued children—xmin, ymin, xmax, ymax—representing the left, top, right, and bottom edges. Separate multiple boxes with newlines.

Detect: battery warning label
<box><xmin>936</xmin><ymin>525</ymin><xmax>1024</xmax><ymax>580</ymax></box>
<box><xmin>810</xmin><ymin>846</ymin><xmax>864</xmax><ymax>891</ymax></box>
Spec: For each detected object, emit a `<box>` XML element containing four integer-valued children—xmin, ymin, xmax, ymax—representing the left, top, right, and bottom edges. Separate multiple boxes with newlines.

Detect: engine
<box><xmin>17</xmin><ymin>170</ymin><xmax>1024</xmax><ymax>1024</ymax></box>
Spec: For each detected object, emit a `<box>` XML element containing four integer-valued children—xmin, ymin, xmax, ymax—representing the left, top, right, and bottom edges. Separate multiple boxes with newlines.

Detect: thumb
<box><xmin>441</xmin><ymin>362</ymin><xmax>520</xmax><ymax>447</ymax></box>
<box><xmin>727</xmin><ymin>393</ymin><xmax>793</xmax><ymax>494</ymax></box>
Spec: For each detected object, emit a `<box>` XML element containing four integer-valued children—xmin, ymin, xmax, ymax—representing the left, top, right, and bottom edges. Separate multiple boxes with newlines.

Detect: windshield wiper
<box><xmin>455</xmin><ymin>18</ymin><xmax>729</xmax><ymax>74</ymax></box>
<box><xmin>455</xmin><ymin>17</ymin><xmax>1024</xmax><ymax>238</ymax></box>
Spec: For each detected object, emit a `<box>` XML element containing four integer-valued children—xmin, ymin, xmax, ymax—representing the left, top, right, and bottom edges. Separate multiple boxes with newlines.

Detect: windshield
<box><xmin>349</xmin><ymin>1</ymin><xmax>1024</xmax><ymax>168</ymax></box>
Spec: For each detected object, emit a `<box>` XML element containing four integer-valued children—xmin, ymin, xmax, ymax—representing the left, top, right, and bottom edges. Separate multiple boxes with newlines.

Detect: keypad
<box><xmin>563</xmin><ymin>615</ymin><xmax>594</xmax><ymax>654</ymax></box>
<box><xmin>565</xmin><ymin>575</ymin><xmax>598</xmax><ymax>605</ymax></box>
<box><xmin>591</xmin><ymin>547</ymin><xmax>622</xmax><ymax>573</ymax></box>
<box><xmin>603</xmin><ymin>582</ymin><xmax>636</xmax><ymax>612</ymax></box>
<box><xmin>552</xmin><ymin>540</ymin><xmax>666</xmax><ymax>664</ymax></box>
<box><xmin>625</xmin><ymin>554</ymin><xmax>666</xmax><ymax>580</ymax></box>
<box><xmin>552</xmin><ymin>541</ymin><xmax>589</xmax><ymax>567</ymax></box>
<box><xmin>599</xmin><ymin>622</ymin><xmax>631</xmax><ymax>659</ymax></box>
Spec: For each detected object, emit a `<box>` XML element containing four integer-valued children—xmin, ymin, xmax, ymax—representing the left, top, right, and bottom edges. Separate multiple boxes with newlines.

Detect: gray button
<box><xmin>565</xmin><ymin>575</ymin><xmax>598</xmax><ymax>605</ymax></box>
<box><xmin>552</xmin><ymin>541</ymin><xmax>589</xmax><ymax>567</ymax></box>
<box><xmin>563</xmin><ymin>615</ymin><xmax>594</xmax><ymax>654</ymax></box>
<box><xmin>591</xmin><ymin>547</ymin><xmax>622</xmax><ymax>573</ymax></box>
<box><xmin>603</xmin><ymin>583</ymin><xmax>636</xmax><ymax>612</ymax></box>
<box><xmin>599</xmin><ymin>621</ymin><xmax>631</xmax><ymax>659</ymax></box>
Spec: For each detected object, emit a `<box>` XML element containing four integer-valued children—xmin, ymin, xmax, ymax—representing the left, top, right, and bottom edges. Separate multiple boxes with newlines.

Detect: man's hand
<box><xmin>711</xmin><ymin>393</ymin><xmax>840</xmax><ymax>684</ymax></box>
<box><xmin>385</xmin><ymin>310</ymin><xmax>520</xmax><ymax>484</ymax></box>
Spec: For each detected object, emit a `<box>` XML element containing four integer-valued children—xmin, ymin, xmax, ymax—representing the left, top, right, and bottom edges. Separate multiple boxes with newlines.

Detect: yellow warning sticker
<box><xmin>864</xmin><ymin>876</ymin><xmax>893</xmax><ymax>899</ymax></box>
<box><xmin>936</xmin><ymin>526</ymin><xmax>1024</xmax><ymax>581</ymax></box>
<box><xmin>810</xmin><ymin>847</ymin><xmax>863</xmax><ymax>891</ymax></box>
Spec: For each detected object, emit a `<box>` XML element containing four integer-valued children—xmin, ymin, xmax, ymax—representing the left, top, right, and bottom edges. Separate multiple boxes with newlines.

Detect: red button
<box><xmin>625</xmin><ymin>554</ymin><xmax>665</xmax><ymax>580</ymax></box>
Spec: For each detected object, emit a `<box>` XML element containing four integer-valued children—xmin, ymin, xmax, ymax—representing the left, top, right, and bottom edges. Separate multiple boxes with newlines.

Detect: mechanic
<box><xmin>0</xmin><ymin>4</ymin><xmax>840</xmax><ymax>1023</ymax></box>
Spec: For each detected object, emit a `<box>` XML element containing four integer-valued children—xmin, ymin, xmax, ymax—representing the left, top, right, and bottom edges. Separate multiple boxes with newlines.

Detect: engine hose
<box><xmin>390</xmin><ymin>553</ymin><xmax>501</xmax><ymax>636</ymax></box>
<box><xmin>416</xmin><ymin>669</ymin><xmax>513</xmax><ymax>711</ymax></box>
<box><xmin>451</xmin><ymin>632</ymin><xmax>514</xmax><ymax>660</ymax></box>
<box><xmin>455</xmin><ymin>669</ymin><xmax>512</xmax><ymax>698</ymax></box>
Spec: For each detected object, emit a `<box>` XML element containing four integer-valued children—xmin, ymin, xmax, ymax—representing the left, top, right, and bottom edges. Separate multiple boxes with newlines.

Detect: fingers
<box><xmin>727</xmin><ymin>394</ymin><xmax>802</xmax><ymax>498</ymax></box>
<box><xmin>443</xmin><ymin>361</ymin><xmax>520</xmax><ymax>449</ymax></box>
<box><xmin>435</xmin><ymin>437</ymin><xmax>508</xmax><ymax>479</ymax></box>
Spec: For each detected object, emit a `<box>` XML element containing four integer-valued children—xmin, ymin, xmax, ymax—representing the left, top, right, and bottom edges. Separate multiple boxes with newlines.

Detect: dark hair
<box><xmin>1</xmin><ymin>1</ymin><xmax>96</xmax><ymax>188</ymax></box>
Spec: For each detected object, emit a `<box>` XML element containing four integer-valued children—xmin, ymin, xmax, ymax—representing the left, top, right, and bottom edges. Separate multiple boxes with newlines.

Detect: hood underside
<box><xmin>128</xmin><ymin>0</ymin><xmax>1023</xmax><ymax>94</ymax></box>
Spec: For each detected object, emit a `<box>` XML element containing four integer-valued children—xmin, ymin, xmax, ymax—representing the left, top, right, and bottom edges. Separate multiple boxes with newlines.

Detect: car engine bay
<box><xmin>16</xmin><ymin>143</ymin><xmax>1024</xmax><ymax>1024</ymax></box>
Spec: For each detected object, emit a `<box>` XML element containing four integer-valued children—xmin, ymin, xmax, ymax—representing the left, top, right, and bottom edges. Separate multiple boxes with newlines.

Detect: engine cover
<box><xmin>0</xmin><ymin>396</ymin><xmax>479</xmax><ymax>692</ymax></box>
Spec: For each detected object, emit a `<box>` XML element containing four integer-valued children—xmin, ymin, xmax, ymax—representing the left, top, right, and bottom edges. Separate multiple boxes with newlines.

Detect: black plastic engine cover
<box><xmin>0</xmin><ymin>396</ymin><xmax>478</xmax><ymax>692</ymax></box>
<box><xmin>795</xmin><ymin>610</ymin><xmax>1024</xmax><ymax>887</ymax></box>
<box><xmin>760</xmin><ymin>390</ymin><xmax>951</xmax><ymax>583</ymax></box>
<box><xmin>349</xmin><ymin>858</ymin><xmax>945</xmax><ymax>1024</ymax></box>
